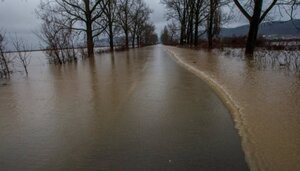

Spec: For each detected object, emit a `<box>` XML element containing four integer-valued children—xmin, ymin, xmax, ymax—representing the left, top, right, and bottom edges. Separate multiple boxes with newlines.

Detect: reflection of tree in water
<box><xmin>221</xmin><ymin>48</ymin><xmax>300</xmax><ymax>72</ymax></box>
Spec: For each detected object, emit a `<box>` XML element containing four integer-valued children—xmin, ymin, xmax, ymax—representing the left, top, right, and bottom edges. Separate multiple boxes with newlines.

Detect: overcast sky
<box><xmin>0</xmin><ymin>0</ymin><xmax>294</xmax><ymax>34</ymax></box>
<box><xmin>0</xmin><ymin>0</ymin><xmax>289</xmax><ymax>49</ymax></box>
<box><xmin>146</xmin><ymin>0</ymin><xmax>167</xmax><ymax>34</ymax></box>
<box><xmin>0</xmin><ymin>0</ymin><xmax>170</xmax><ymax>49</ymax></box>
<box><xmin>0</xmin><ymin>0</ymin><xmax>41</xmax><ymax>32</ymax></box>
<box><xmin>0</xmin><ymin>0</ymin><xmax>166</xmax><ymax>37</ymax></box>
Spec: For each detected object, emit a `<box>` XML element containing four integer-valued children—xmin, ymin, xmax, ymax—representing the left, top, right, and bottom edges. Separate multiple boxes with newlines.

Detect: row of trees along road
<box><xmin>161</xmin><ymin>0</ymin><xmax>299</xmax><ymax>57</ymax></box>
<box><xmin>161</xmin><ymin>0</ymin><xmax>224</xmax><ymax>48</ymax></box>
<box><xmin>36</xmin><ymin>0</ymin><xmax>158</xmax><ymax>59</ymax></box>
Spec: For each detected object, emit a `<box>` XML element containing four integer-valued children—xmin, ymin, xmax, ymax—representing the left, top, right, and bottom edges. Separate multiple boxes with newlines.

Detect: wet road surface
<box><xmin>0</xmin><ymin>45</ymin><xmax>248</xmax><ymax>170</ymax></box>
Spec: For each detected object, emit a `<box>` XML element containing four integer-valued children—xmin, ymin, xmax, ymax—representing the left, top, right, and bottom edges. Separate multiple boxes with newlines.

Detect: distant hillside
<box><xmin>220</xmin><ymin>20</ymin><xmax>300</xmax><ymax>38</ymax></box>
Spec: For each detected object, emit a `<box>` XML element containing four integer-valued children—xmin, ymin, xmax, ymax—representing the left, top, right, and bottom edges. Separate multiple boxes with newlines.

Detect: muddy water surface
<box><xmin>0</xmin><ymin>46</ymin><xmax>248</xmax><ymax>170</ymax></box>
<box><xmin>167</xmin><ymin>46</ymin><xmax>300</xmax><ymax>171</ymax></box>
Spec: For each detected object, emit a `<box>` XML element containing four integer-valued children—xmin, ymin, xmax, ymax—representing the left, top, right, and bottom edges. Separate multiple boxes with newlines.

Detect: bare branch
<box><xmin>233</xmin><ymin>0</ymin><xmax>252</xmax><ymax>21</ymax></box>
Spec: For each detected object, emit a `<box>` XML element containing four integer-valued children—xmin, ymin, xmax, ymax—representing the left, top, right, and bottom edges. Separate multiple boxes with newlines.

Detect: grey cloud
<box><xmin>0</xmin><ymin>0</ymin><xmax>40</xmax><ymax>32</ymax></box>
<box><xmin>145</xmin><ymin>0</ymin><xmax>167</xmax><ymax>34</ymax></box>
<box><xmin>3</xmin><ymin>0</ymin><xmax>289</xmax><ymax>48</ymax></box>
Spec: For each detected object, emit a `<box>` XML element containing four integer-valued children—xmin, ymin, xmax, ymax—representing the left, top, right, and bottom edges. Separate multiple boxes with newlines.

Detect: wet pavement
<box><xmin>0</xmin><ymin>45</ymin><xmax>248</xmax><ymax>170</ymax></box>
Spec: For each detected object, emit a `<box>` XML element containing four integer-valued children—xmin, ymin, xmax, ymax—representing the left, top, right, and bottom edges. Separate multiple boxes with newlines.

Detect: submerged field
<box><xmin>166</xmin><ymin>46</ymin><xmax>300</xmax><ymax>171</ymax></box>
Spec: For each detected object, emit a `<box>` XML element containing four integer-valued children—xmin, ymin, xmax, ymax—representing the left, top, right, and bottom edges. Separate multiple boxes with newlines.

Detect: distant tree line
<box><xmin>36</xmin><ymin>0</ymin><xmax>158</xmax><ymax>63</ymax></box>
<box><xmin>161</xmin><ymin>0</ymin><xmax>299</xmax><ymax>57</ymax></box>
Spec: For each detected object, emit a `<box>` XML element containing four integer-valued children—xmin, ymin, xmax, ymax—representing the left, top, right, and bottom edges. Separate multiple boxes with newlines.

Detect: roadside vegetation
<box><xmin>0</xmin><ymin>33</ymin><xmax>11</xmax><ymax>79</ymax></box>
<box><xmin>0</xmin><ymin>32</ymin><xmax>31</xmax><ymax>79</ymax></box>
<box><xmin>0</xmin><ymin>0</ymin><xmax>158</xmax><ymax>79</ymax></box>
<box><xmin>160</xmin><ymin>0</ymin><xmax>300</xmax><ymax>58</ymax></box>
<box><xmin>36</xmin><ymin>0</ymin><xmax>158</xmax><ymax>62</ymax></box>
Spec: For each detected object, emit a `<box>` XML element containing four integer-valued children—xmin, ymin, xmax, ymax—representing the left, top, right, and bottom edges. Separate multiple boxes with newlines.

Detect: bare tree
<box><xmin>0</xmin><ymin>32</ymin><xmax>10</xmax><ymax>78</ymax></box>
<box><xmin>161</xmin><ymin>23</ymin><xmax>179</xmax><ymax>45</ymax></box>
<box><xmin>162</xmin><ymin>0</ymin><xmax>224</xmax><ymax>48</ymax></box>
<box><xmin>37</xmin><ymin>3</ymin><xmax>82</xmax><ymax>64</ymax></box>
<box><xmin>36</xmin><ymin>9</ymin><xmax>64</xmax><ymax>64</ymax></box>
<box><xmin>168</xmin><ymin>22</ymin><xmax>180</xmax><ymax>44</ymax></box>
<box><xmin>140</xmin><ymin>23</ymin><xmax>158</xmax><ymax>46</ymax></box>
<box><xmin>161</xmin><ymin>26</ymin><xmax>171</xmax><ymax>45</ymax></box>
<box><xmin>12</xmin><ymin>36</ymin><xmax>31</xmax><ymax>76</ymax></box>
<box><xmin>37</xmin><ymin>0</ymin><xmax>154</xmax><ymax>54</ymax></box>
<box><xmin>103</xmin><ymin>0</ymin><xmax>118</xmax><ymax>51</ymax></box>
<box><xmin>116</xmin><ymin>0</ymin><xmax>135</xmax><ymax>49</ymax></box>
<box><xmin>207</xmin><ymin>0</ymin><xmax>222</xmax><ymax>49</ymax></box>
<box><xmin>130</xmin><ymin>0</ymin><xmax>152</xmax><ymax>48</ymax></box>
<box><xmin>38</xmin><ymin>0</ymin><xmax>108</xmax><ymax>57</ymax></box>
<box><xmin>233</xmin><ymin>0</ymin><xmax>299</xmax><ymax>57</ymax></box>
<box><xmin>162</xmin><ymin>0</ymin><xmax>190</xmax><ymax>45</ymax></box>
<box><xmin>194</xmin><ymin>0</ymin><xmax>208</xmax><ymax>46</ymax></box>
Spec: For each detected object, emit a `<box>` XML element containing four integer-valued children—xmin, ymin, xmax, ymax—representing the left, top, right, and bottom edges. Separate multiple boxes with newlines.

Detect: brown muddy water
<box><xmin>0</xmin><ymin>46</ymin><xmax>248</xmax><ymax>170</ymax></box>
<box><xmin>166</xmin><ymin>46</ymin><xmax>300</xmax><ymax>171</ymax></box>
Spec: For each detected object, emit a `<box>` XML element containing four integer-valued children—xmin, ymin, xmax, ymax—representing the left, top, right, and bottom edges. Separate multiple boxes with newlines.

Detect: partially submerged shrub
<box><xmin>221</xmin><ymin>47</ymin><xmax>300</xmax><ymax>72</ymax></box>
<box><xmin>0</xmin><ymin>33</ymin><xmax>11</xmax><ymax>78</ymax></box>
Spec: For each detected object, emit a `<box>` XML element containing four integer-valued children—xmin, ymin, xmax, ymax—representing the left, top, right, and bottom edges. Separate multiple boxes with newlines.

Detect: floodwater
<box><xmin>0</xmin><ymin>46</ymin><xmax>248</xmax><ymax>170</ymax></box>
<box><xmin>166</xmin><ymin>46</ymin><xmax>300</xmax><ymax>171</ymax></box>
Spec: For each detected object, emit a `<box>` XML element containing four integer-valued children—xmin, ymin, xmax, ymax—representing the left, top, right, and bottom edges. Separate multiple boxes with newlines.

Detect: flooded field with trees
<box><xmin>166</xmin><ymin>46</ymin><xmax>300</xmax><ymax>171</ymax></box>
<box><xmin>161</xmin><ymin>1</ymin><xmax>300</xmax><ymax>169</ymax></box>
<box><xmin>1</xmin><ymin>0</ymin><xmax>300</xmax><ymax>170</ymax></box>
<box><xmin>0</xmin><ymin>47</ymin><xmax>249</xmax><ymax>170</ymax></box>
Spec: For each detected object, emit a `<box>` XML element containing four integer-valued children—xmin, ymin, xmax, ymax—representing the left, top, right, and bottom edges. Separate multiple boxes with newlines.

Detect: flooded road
<box><xmin>166</xmin><ymin>46</ymin><xmax>300</xmax><ymax>171</ymax></box>
<box><xmin>0</xmin><ymin>45</ymin><xmax>248</xmax><ymax>170</ymax></box>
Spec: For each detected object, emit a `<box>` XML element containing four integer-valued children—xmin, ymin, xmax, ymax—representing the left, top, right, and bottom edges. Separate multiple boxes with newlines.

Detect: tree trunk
<box><xmin>109</xmin><ymin>23</ymin><xmax>114</xmax><ymax>51</ymax></box>
<box><xmin>180</xmin><ymin>2</ymin><xmax>187</xmax><ymax>46</ymax></box>
<box><xmin>194</xmin><ymin>0</ymin><xmax>201</xmax><ymax>47</ymax></box>
<box><xmin>245</xmin><ymin>20</ymin><xmax>260</xmax><ymax>57</ymax></box>
<box><xmin>125</xmin><ymin>29</ymin><xmax>129</xmax><ymax>49</ymax></box>
<box><xmin>208</xmin><ymin>0</ymin><xmax>214</xmax><ymax>49</ymax></box>
<box><xmin>0</xmin><ymin>50</ymin><xmax>10</xmax><ymax>78</ymax></box>
<box><xmin>194</xmin><ymin>21</ymin><xmax>199</xmax><ymax>47</ymax></box>
<box><xmin>137</xmin><ymin>35</ymin><xmax>140</xmax><ymax>47</ymax></box>
<box><xmin>54</xmin><ymin>49</ymin><xmax>62</xmax><ymax>65</ymax></box>
<box><xmin>108</xmin><ymin>0</ymin><xmax>114</xmax><ymax>52</ymax></box>
<box><xmin>186</xmin><ymin>26</ymin><xmax>190</xmax><ymax>44</ymax></box>
<box><xmin>188</xmin><ymin>1</ymin><xmax>194</xmax><ymax>47</ymax></box>
<box><xmin>132</xmin><ymin>37</ymin><xmax>135</xmax><ymax>48</ymax></box>
<box><xmin>124</xmin><ymin>1</ymin><xmax>129</xmax><ymax>49</ymax></box>
<box><xmin>189</xmin><ymin>19</ymin><xmax>194</xmax><ymax>46</ymax></box>
<box><xmin>86</xmin><ymin>25</ymin><xmax>94</xmax><ymax>57</ymax></box>
<box><xmin>85</xmin><ymin>0</ymin><xmax>94</xmax><ymax>57</ymax></box>
<box><xmin>180</xmin><ymin>24</ymin><xmax>185</xmax><ymax>45</ymax></box>
<box><xmin>132</xmin><ymin>32</ymin><xmax>136</xmax><ymax>48</ymax></box>
<box><xmin>24</xmin><ymin>65</ymin><xmax>28</xmax><ymax>76</ymax></box>
<box><xmin>245</xmin><ymin>0</ymin><xmax>262</xmax><ymax>57</ymax></box>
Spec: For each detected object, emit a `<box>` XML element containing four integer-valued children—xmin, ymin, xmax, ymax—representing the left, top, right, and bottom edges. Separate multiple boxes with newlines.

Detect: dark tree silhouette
<box><xmin>116</xmin><ymin>0</ymin><xmax>134</xmax><ymax>49</ymax></box>
<box><xmin>207</xmin><ymin>0</ymin><xmax>221</xmax><ymax>49</ymax></box>
<box><xmin>233</xmin><ymin>0</ymin><xmax>299</xmax><ymax>57</ymax></box>
<box><xmin>38</xmin><ymin>0</ymin><xmax>108</xmax><ymax>57</ymax></box>
<box><xmin>233</xmin><ymin>0</ymin><xmax>277</xmax><ymax>57</ymax></box>
<box><xmin>162</xmin><ymin>0</ymin><xmax>226</xmax><ymax>48</ymax></box>
<box><xmin>0</xmin><ymin>33</ymin><xmax>10</xmax><ymax>78</ymax></box>
<box><xmin>37</xmin><ymin>0</ymin><xmax>155</xmax><ymax>56</ymax></box>
<box><xmin>103</xmin><ymin>0</ymin><xmax>117</xmax><ymax>51</ymax></box>
<box><xmin>130</xmin><ymin>0</ymin><xmax>152</xmax><ymax>48</ymax></box>
<box><xmin>12</xmin><ymin>36</ymin><xmax>32</xmax><ymax>76</ymax></box>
